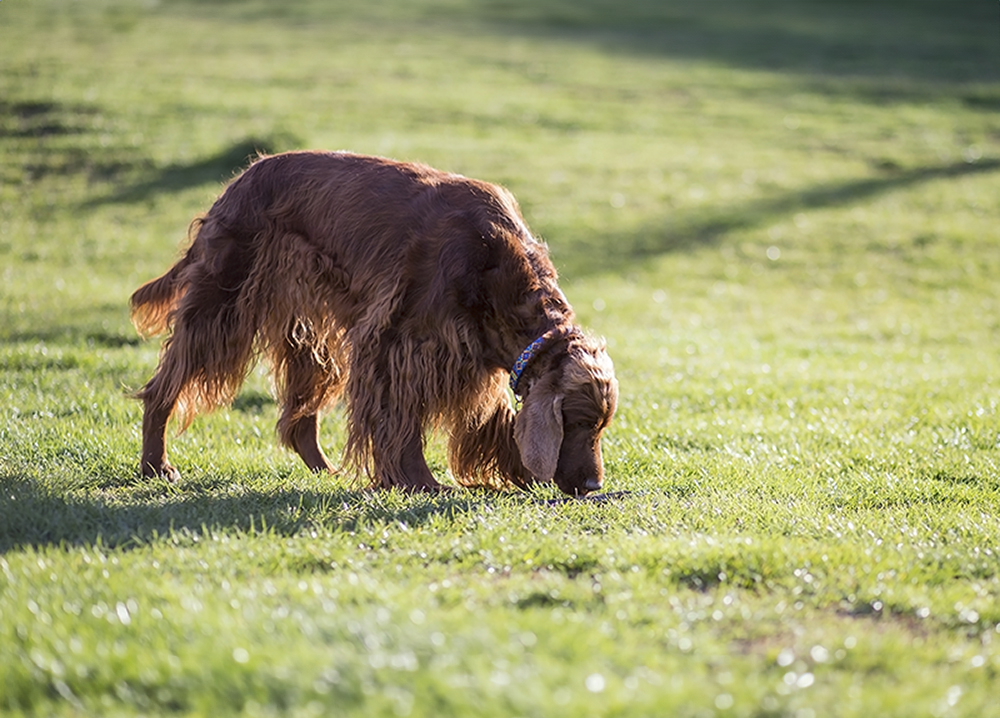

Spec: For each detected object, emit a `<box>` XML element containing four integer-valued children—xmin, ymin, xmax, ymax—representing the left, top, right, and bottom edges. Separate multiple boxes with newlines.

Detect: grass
<box><xmin>2</xmin><ymin>0</ymin><xmax>1000</xmax><ymax>715</ymax></box>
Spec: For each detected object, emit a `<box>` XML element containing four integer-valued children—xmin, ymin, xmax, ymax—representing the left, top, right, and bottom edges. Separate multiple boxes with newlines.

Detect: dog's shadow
<box><xmin>0</xmin><ymin>474</ymin><xmax>590</xmax><ymax>553</ymax></box>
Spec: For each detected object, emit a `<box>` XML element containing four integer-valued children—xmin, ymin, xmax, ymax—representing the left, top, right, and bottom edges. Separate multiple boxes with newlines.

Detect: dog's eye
<box><xmin>567</xmin><ymin>418</ymin><xmax>598</xmax><ymax>432</ymax></box>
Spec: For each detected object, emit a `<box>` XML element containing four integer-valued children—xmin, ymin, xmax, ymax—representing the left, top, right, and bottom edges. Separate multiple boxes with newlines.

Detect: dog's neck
<box><xmin>508</xmin><ymin>325</ymin><xmax>577</xmax><ymax>398</ymax></box>
<box><xmin>509</xmin><ymin>330</ymin><xmax>557</xmax><ymax>397</ymax></box>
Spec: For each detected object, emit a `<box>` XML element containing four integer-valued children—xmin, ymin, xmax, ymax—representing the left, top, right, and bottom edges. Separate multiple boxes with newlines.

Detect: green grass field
<box><xmin>3</xmin><ymin>1</ymin><xmax>1000</xmax><ymax>715</ymax></box>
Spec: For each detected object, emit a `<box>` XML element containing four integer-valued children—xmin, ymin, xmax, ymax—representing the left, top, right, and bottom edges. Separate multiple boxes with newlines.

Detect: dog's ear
<box><xmin>514</xmin><ymin>385</ymin><xmax>564</xmax><ymax>482</ymax></box>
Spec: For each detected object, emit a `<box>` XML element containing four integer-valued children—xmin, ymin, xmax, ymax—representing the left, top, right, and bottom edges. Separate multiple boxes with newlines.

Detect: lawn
<box><xmin>2</xmin><ymin>1</ymin><xmax>1000</xmax><ymax>715</ymax></box>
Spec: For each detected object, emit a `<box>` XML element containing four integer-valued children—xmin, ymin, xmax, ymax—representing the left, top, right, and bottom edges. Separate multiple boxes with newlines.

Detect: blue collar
<box><xmin>509</xmin><ymin>330</ymin><xmax>557</xmax><ymax>397</ymax></box>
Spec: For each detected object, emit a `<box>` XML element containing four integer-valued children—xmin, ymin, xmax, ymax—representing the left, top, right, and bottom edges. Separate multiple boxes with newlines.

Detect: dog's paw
<box><xmin>141</xmin><ymin>461</ymin><xmax>181</xmax><ymax>484</ymax></box>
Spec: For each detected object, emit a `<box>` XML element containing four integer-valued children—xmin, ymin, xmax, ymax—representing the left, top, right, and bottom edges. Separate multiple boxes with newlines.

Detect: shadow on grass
<box><xmin>232</xmin><ymin>390</ymin><xmax>276</xmax><ymax>414</ymax></box>
<box><xmin>0</xmin><ymin>475</ymin><xmax>498</xmax><ymax>553</ymax></box>
<box><xmin>480</xmin><ymin>0</ymin><xmax>999</xmax><ymax>89</ymax></box>
<box><xmin>192</xmin><ymin>1</ymin><xmax>999</xmax><ymax>89</ymax></box>
<box><xmin>0</xmin><ymin>100</ymin><xmax>101</xmax><ymax>139</ymax></box>
<box><xmin>0</xmin><ymin>100</ymin><xmax>141</xmax><ymax>185</ymax></box>
<box><xmin>561</xmin><ymin>158</ymin><xmax>1000</xmax><ymax>275</ymax></box>
<box><xmin>3</xmin><ymin>326</ymin><xmax>143</xmax><ymax>349</ymax></box>
<box><xmin>2</xmin><ymin>94</ymin><xmax>298</xmax><ymax>202</ymax></box>
<box><xmin>86</xmin><ymin>133</ymin><xmax>301</xmax><ymax>206</ymax></box>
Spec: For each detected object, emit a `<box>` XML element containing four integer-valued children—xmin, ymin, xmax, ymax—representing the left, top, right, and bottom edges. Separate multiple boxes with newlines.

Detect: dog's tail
<box><xmin>130</xmin><ymin>222</ymin><xmax>202</xmax><ymax>337</ymax></box>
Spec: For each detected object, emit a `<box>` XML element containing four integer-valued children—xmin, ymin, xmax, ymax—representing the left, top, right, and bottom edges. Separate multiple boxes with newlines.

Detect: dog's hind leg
<box><xmin>273</xmin><ymin>328</ymin><xmax>347</xmax><ymax>474</ymax></box>
<box><xmin>138</xmin><ymin>383</ymin><xmax>181</xmax><ymax>482</ymax></box>
<box><xmin>137</xmin><ymin>259</ymin><xmax>256</xmax><ymax>482</ymax></box>
<box><xmin>137</xmin><ymin>330</ymin><xmax>200</xmax><ymax>482</ymax></box>
<box><xmin>285</xmin><ymin>413</ymin><xmax>331</xmax><ymax>473</ymax></box>
<box><xmin>137</xmin><ymin>325</ymin><xmax>202</xmax><ymax>481</ymax></box>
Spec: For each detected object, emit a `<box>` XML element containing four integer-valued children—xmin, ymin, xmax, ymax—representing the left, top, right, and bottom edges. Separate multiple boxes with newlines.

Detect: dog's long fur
<box><xmin>131</xmin><ymin>151</ymin><xmax>617</xmax><ymax>495</ymax></box>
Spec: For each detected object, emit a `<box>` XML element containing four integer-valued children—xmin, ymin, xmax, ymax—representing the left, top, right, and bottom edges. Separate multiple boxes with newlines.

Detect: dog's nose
<box><xmin>581</xmin><ymin>477</ymin><xmax>602</xmax><ymax>495</ymax></box>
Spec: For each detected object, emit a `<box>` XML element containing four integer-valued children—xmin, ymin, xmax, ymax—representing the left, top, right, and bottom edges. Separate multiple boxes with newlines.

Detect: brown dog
<box><xmin>131</xmin><ymin>151</ymin><xmax>617</xmax><ymax>495</ymax></box>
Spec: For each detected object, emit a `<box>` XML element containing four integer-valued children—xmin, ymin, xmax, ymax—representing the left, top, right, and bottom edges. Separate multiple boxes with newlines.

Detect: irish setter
<box><xmin>131</xmin><ymin>151</ymin><xmax>617</xmax><ymax>496</ymax></box>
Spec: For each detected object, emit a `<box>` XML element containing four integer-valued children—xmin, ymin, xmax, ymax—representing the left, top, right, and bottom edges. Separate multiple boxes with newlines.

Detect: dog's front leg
<box><xmin>389</xmin><ymin>433</ymin><xmax>445</xmax><ymax>493</ymax></box>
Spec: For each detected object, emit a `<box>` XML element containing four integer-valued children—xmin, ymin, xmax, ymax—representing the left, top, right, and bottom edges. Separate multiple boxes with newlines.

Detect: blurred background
<box><xmin>3</xmin><ymin>1</ymin><xmax>997</xmax><ymax>291</ymax></box>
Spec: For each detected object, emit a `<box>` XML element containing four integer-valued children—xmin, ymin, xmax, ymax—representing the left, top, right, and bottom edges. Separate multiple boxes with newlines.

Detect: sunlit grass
<box><xmin>2</xmin><ymin>0</ymin><xmax>1000</xmax><ymax>716</ymax></box>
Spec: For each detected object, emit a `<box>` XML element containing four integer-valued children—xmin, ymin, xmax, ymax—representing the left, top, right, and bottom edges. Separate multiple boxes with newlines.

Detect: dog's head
<box><xmin>513</xmin><ymin>334</ymin><xmax>618</xmax><ymax>496</ymax></box>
